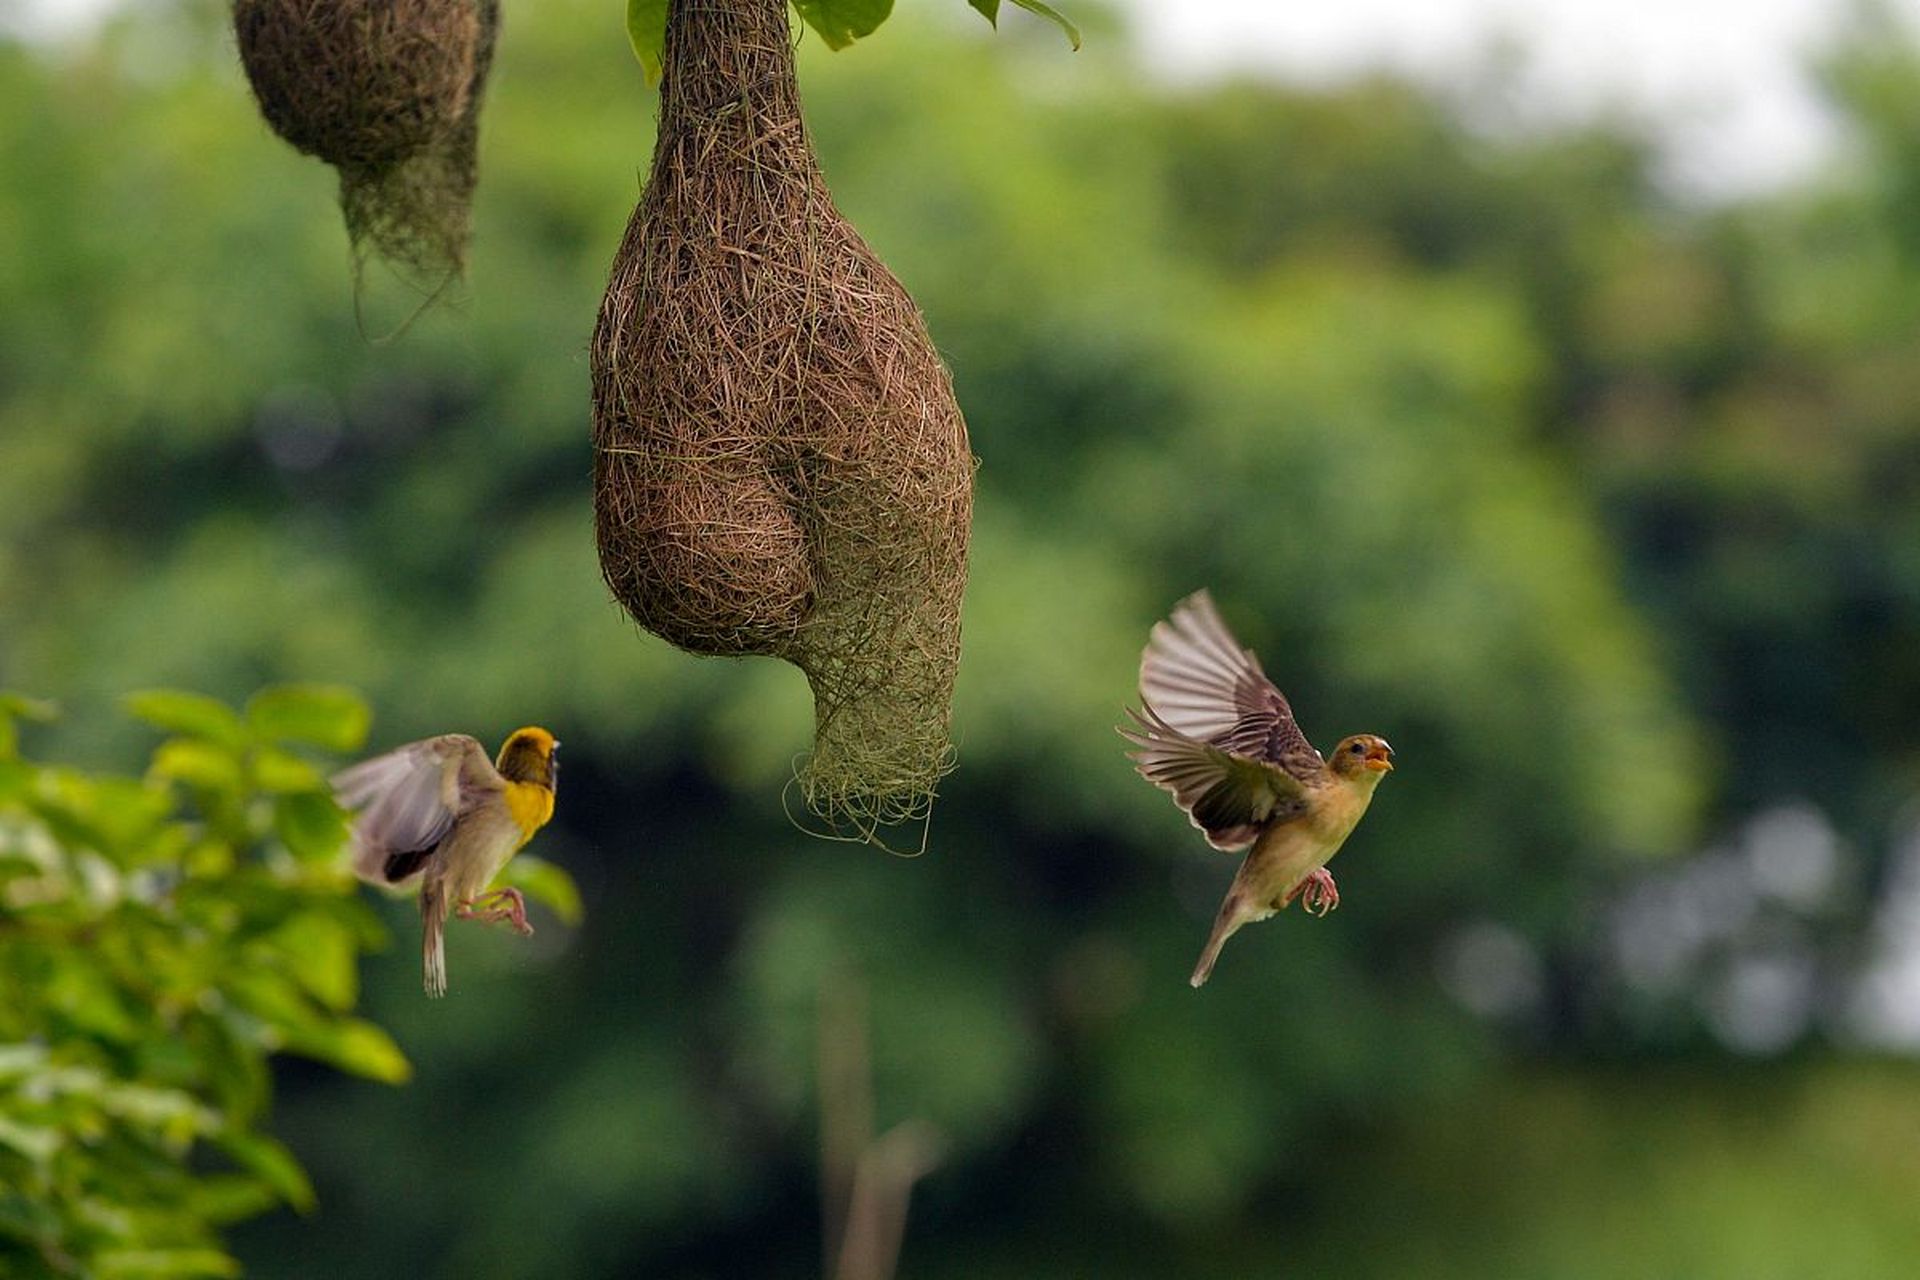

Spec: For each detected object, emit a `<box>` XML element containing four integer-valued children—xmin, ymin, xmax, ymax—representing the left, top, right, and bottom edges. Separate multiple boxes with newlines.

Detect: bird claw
<box><xmin>1291</xmin><ymin>868</ymin><xmax>1340</xmax><ymax>917</ymax></box>
<box><xmin>457</xmin><ymin>886</ymin><xmax>534</xmax><ymax>937</ymax></box>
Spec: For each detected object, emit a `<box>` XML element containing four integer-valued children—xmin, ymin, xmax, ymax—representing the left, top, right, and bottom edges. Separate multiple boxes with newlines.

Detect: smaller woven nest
<box><xmin>233</xmin><ymin>0</ymin><xmax>498</xmax><ymax>287</ymax></box>
<box><xmin>592</xmin><ymin>0</ymin><xmax>973</xmax><ymax>836</ymax></box>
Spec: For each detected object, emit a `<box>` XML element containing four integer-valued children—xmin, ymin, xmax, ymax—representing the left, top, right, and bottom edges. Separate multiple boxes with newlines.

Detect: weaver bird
<box><xmin>332</xmin><ymin>727</ymin><xmax>559</xmax><ymax>997</ymax></box>
<box><xmin>1120</xmin><ymin>592</ymin><xmax>1393</xmax><ymax>987</ymax></box>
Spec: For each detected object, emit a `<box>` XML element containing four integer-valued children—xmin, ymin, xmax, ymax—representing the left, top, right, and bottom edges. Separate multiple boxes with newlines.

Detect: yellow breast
<box><xmin>502</xmin><ymin>780</ymin><xmax>555</xmax><ymax>847</ymax></box>
<box><xmin>1308</xmin><ymin>780</ymin><xmax>1375</xmax><ymax>843</ymax></box>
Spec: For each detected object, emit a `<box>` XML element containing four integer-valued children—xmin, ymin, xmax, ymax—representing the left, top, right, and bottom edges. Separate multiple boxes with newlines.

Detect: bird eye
<box><xmin>1350</xmin><ymin>742</ymin><xmax>1364</xmax><ymax>754</ymax></box>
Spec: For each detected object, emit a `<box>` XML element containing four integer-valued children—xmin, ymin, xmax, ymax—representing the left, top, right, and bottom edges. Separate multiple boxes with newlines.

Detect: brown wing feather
<box><xmin>1119</xmin><ymin>706</ymin><xmax>1308</xmax><ymax>851</ymax></box>
<box><xmin>332</xmin><ymin>734</ymin><xmax>501</xmax><ymax>885</ymax></box>
<box><xmin>1139</xmin><ymin>590</ymin><xmax>1326</xmax><ymax>783</ymax></box>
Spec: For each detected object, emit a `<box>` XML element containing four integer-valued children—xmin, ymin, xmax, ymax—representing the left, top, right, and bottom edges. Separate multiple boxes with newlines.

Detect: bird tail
<box><xmin>421</xmin><ymin>879</ymin><xmax>448</xmax><ymax>998</ymax></box>
<box><xmin>1189</xmin><ymin>899</ymin><xmax>1245</xmax><ymax>988</ymax></box>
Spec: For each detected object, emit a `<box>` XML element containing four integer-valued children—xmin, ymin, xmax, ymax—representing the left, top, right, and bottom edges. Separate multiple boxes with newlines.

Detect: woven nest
<box><xmin>234</xmin><ymin>0</ymin><xmax>498</xmax><ymax>287</ymax></box>
<box><xmin>591</xmin><ymin>0</ymin><xmax>974</xmax><ymax>836</ymax></box>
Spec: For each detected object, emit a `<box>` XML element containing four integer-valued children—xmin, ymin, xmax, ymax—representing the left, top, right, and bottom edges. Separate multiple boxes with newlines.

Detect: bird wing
<box><xmin>332</xmin><ymin>734</ymin><xmax>501</xmax><ymax>885</ymax></box>
<box><xmin>1120</xmin><ymin>705</ymin><xmax>1309</xmax><ymax>852</ymax></box>
<box><xmin>1139</xmin><ymin>589</ymin><xmax>1326</xmax><ymax>783</ymax></box>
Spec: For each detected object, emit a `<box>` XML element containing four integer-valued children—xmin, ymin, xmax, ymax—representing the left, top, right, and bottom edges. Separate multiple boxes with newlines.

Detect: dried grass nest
<box><xmin>233</xmin><ymin>0</ymin><xmax>498</xmax><ymax>287</ymax></box>
<box><xmin>591</xmin><ymin>0</ymin><xmax>974</xmax><ymax>837</ymax></box>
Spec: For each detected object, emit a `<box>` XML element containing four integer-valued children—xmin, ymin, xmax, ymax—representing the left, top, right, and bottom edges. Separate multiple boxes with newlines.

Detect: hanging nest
<box><xmin>233</xmin><ymin>0</ymin><xmax>499</xmax><ymax>287</ymax></box>
<box><xmin>592</xmin><ymin>0</ymin><xmax>974</xmax><ymax>835</ymax></box>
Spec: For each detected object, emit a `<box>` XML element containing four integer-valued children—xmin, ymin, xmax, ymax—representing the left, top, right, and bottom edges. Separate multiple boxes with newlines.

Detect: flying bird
<box><xmin>332</xmin><ymin>727</ymin><xmax>559</xmax><ymax>997</ymax></box>
<box><xmin>1120</xmin><ymin>592</ymin><xmax>1393</xmax><ymax>987</ymax></box>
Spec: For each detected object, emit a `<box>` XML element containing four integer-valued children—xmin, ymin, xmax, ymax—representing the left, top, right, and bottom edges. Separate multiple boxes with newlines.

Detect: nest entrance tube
<box><xmin>591</xmin><ymin>0</ymin><xmax>975</xmax><ymax>838</ymax></box>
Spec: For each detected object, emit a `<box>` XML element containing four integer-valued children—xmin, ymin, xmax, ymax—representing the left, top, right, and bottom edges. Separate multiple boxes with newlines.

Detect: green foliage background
<box><xmin>4</xmin><ymin>0</ymin><xmax>1920</xmax><ymax>1275</ymax></box>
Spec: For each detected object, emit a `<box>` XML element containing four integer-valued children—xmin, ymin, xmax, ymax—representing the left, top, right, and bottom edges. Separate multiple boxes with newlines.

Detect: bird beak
<box><xmin>1364</xmin><ymin>741</ymin><xmax>1394</xmax><ymax>772</ymax></box>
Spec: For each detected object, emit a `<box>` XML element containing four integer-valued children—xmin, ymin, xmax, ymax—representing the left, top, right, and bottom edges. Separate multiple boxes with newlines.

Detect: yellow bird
<box><xmin>332</xmin><ymin>727</ymin><xmax>559</xmax><ymax>997</ymax></box>
<box><xmin>1120</xmin><ymin>592</ymin><xmax>1393</xmax><ymax>987</ymax></box>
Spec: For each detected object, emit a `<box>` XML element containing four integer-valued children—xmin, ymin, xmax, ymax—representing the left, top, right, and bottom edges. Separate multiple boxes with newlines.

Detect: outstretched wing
<box><xmin>1119</xmin><ymin>706</ymin><xmax>1309</xmax><ymax>851</ymax></box>
<box><xmin>1139</xmin><ymin>590</ymin><xmax>1326</xmax><ymax>782</ymax></box>
<box><xmin>332</xmin><ymin>734</ymin><xmax>499</xmax><ymax>886</ymax></box>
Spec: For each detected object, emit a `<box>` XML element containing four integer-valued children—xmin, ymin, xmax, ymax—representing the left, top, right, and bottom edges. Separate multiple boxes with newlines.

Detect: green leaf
<box><xmin>626</xmin><ymin>0</ymin><xmax>669</xmax><ymax>82</ymax></box>
<box><xmin>95</xmin><ymin>1080</ymin><xmax>219</xmax><ymax>1137</ymax></box>
<box><xmin>214</xmin><ymin>1131</ymin><xmax>315</xmax><ymax>1213</ymax></box>
<box><xmin>251</xmin><ymin>746</ymin><xmax>323</xmax><ymax>794</ymax></box>
<box><xmin>224</xmin><ymin>968</ymin><xmax>319</xmax><ymax>1030</ymax></box>
<box><xmin>95</xmin><ymin>1249</ymin><xmax>242</xmax><ymax>1278</ymax></box>
<box><xmin>286</xmin><ymin>1019</ymin><xmax>411</xmax><ymax>1085</ymax></box>
<box><xmin>0</xmin><ymin>692</ymin><xmax>56</xmax><ymax>760</ymax></box>
<box><xmin>333</xmin><ymin>1020</ymin><xmax>412</xmax><ymax>1084</ymax></box>
<box><xmin>968</xmin><ymin>0</ymin><xmax>1000</xmax><ymax>23</ymax></box>
<box><xmin>793</xmin><ymin>0</ymin><xmax>894</xmax><ymax>50</ymax></box>
<box><xmin>186</xmin><ymin>1175</ymin><xmax>279</xmax><ymax>1226</ymax></box>
<box><xmin>0</xmin><ymin>1044</ymin><xmax>50</xmax><ymax>1080</ymax></box>
<box><xmin>499</xmin><ymin>854</ymin><xmax>583</xmax><ymax>927</ymax></box>
<box><xmin>46</xmin><ymin>962</ymin><xmax>141</xmax><ymax>1042</ymax></box>
<box><xmin>272</xmin><ymin>792</ymin><xmax>347</xmax><ymax>862</ymax></box>
<box><xmin>31</xmin><ymin>770</ymin><xmax>172</xmax><ymax>861</ymax></box>
<box><xmin>267</xmin><ymin>913</ymin><xmax>357</xmax><ymax>1012</ymax></box>
<box><xmin>0</xmin><ymin>1117</ymin><xmax>62</xmax><ymax>1165</ymax></box>
<box><xmin>124</xmin><ymin>691</ymin><xmax>246</xmax><ymax>748</ymax></box>
<box><xmin>149</xmin><ymin>738</ymin><xmax>243</xmax><ymax>794</ymax></box>
<box><xmin>0</xmin><ymin>757</ymin><xmax>30</xmax><ymax>800</ymax></box>
<box><xmin>244</xmin><ymin>685</ymin><xmax>369</xmax><ymax>753</ymax></box>
<box><xmin>192</xmin><ymin>1016</ymin><xmax>272</xmax><ymax>1122</ymax></box>
<box><xmin>1004</xmin><ymin>0</ymin><xmax>1079</xmax><ymax>48</ymax></box>
<box><xmin>0</xmin><ymin>692</ymin><xmax>58</xmax><ymax>722</ymax></box>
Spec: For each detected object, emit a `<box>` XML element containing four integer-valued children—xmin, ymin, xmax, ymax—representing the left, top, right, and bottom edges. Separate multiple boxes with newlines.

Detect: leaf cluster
<box><xmin>625</xmin><ymin>0</ymin><xmax>1078</xmax><ymax>82</ymax></box>
<box><xmin>0</xmin><ymin>688</ymin><xmax>403</xmax><ymax>1279</ymax></box>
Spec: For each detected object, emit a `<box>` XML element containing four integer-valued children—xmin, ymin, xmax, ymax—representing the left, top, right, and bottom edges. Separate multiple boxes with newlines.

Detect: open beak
<box><xmin>1364</xmin><ymin>741</ymin><xmax>1394</xmax><ymax>773</ymax></box>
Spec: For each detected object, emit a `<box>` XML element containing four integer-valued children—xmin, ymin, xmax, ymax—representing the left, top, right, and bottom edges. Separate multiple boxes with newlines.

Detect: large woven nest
<box><xmin>234</xmin><ymin>0</ymin><xmax>498</xmax><ymax>287</ymax></box>
<box><xmin>592</xmin><ymin>0</ymin><xmax>974</xmax><ymax>836</ymax></box>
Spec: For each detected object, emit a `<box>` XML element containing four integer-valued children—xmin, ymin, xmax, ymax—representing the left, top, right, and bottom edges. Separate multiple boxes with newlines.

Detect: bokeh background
<box><xmin>6</xmin><ymin>0</ymin><xmax>1920</xmax><ymax>1274</ymax></box>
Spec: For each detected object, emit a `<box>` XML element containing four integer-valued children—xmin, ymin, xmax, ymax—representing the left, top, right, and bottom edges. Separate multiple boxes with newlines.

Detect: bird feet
<box><xmin>457</xmin><ymin>886</ymin><xmax>534</xmax><ymax>937</ymax></box>
<box><xmin>1287</xmin><ymin>868</ymin><xmax>1340</xmax><ymax>917</ymax></box>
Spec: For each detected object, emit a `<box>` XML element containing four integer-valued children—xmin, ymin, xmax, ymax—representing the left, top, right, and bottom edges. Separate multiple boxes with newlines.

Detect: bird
<box><xmin>1119</xmin><ymin>591</ymin><xmax>1393</xmax><ymax>987</ymax></box>
<box><xmin>331</xmin><ymin>726</ymin><xmax>559</xmax><ymax>997</ymax></box>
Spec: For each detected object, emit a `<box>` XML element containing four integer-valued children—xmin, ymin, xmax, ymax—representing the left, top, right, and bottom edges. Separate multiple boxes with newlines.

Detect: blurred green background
<box><xmin>5</xmin><ymin>0</ymin><xmax>1920</xmax><ymax>1275</ymax></box>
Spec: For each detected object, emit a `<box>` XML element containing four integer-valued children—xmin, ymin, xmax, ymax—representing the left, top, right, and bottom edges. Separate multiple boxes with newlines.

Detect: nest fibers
<box><xmin>592</xmin><ymin>0</ymin><xmax>974</xmax><ymax>837</ymax></box>
<box><xmin>233</xmin><ymin>0</ymin><xmax>499</xmax><ymax>288</ymax></box>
